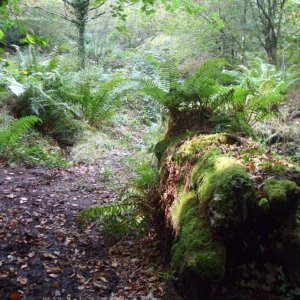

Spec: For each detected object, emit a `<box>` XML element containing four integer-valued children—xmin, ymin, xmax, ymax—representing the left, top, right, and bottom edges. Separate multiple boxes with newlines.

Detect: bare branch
<box><xmin>61</xmin><ymin>0</ymin><xmax>75</xmax><ymax>6</ymax></box>
<box><xmin>89</xmin><ymin>3</ymin><xmax>105</xmax><ymax>11</ymax></box>
<box><xmin>256</xmin><ymin>0</ymin><xmax>276</xmax><ymax>35</ymax></box>
<box><xmin>21</xmin><ymin>2</ymin><xmax>78</xmax><ymax>24</ymax></box>
<box><xmin>87</xmin><ymin>10</ymin><xmax>106</xmax><ymax>22</ymax></box>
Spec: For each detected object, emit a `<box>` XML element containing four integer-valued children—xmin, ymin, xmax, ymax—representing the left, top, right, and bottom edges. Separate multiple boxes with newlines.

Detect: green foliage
<box><xmin>135</xmin><ymin>160</ymin><xmax>159</xmax><ymax>190</ymax></box>
<box><xmin>79</xmin><ymin>193</ymin><xmax>148</xmax><ymax>239</ymax></box>
<box><xmin>2</xmin><ymin>144</ymin><xmax>68</xmax><ymax>167</ymax></box>
<box><xmin>0</xmin><ymin>116</ymin><xmax>67</xmax><ymax>167</ymax></box>
<box><xmin>19</xmin><ymin>34</ymin><xmax>49</xmax><ymax>47</ymax></box>
<box><xmin>63</xmin><ymin>74</ymin><xmax>128</xmax><ymax>126</ymax></box>
<box><xmin>214</xmin><ymin>59</ymin><xmax>294</xmax><ymax>134</ymax></box>
<box><xmin>0</xmin><ymin>48</ymin><xmax>129</xmax><ymax>143</ymax></box>
<box><xmin>171</xmin><ymin>192</ymin><xmax>226</xmax><ymax>281</ymax></box>
<box><xmin>136</xmin><ymin>58</ymin><xmax>233</xmax><ymax>112</ymax></box>
<box><xmin>158</xmin><ymin>271</ymin><xmax>171</xmax><ymax>281</ymax></box>
<box><xmin>79</xmin><ymin>157</ymin><xmax>159</xmax><ymax>240</ymax></box>
<box><xmin>0</xmin><ymin>115</ymin><xmax>41</xmax><ymax>146</ymax></box>
<box><xmin>0</xmin><ymin>49</ymin><xmax>84</xmax><ymax>144</ymax></box>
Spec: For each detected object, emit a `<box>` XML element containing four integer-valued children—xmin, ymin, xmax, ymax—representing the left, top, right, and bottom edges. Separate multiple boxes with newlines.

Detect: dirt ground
<box><xmin>0</xmin><ymin>162</ymin><xmax>173</xmax><ymax>300</ymax></box>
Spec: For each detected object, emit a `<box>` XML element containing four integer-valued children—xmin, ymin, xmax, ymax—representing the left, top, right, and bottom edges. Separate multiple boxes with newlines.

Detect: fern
<box><xmin>158</xmin><ymin>60</ymin><xmax>180</xmax><ymax>92</ymax></box>
<box><xmin>0</xmin><ymin>116</ymin><xmax>42</xmax><ymax>146</ymax></box>
<box><xmin>135</xmin><ymin>58</ymin><xmax>233</xmax><ymax>112</ymax></box>
<box><xmin>79</xmin><ymin>196</ymin><xmax>148</xmax><ymax>237</ymax></box>
<box><xmin>226</xmin><ymin>59</ymin><xmax>292</xmax><ymax>128</ymax></box>
<box><xmin>79</xmin><ymin>199</ymin><xmax>138</xmax><ymax>222</ymax></box>
<box><xmin>61</xmin><ymin>75</ymin><xmax>128</xmax><ymax>126</ymax></box>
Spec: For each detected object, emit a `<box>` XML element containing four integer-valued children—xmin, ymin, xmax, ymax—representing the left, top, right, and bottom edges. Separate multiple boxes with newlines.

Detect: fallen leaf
<box><xmin>17</xmin><ymin>276</ymin><xmax>28</xmax><ymax>285</ymax></box>
<box><xmin>249</xmin><ymin>161</ymin><xmax>255</xmax><ymax>173</ymax></box>
<box><xmin>98</xmin><ymin>276</ymin><xmax>108</xmax><ymax>282</ymax></box>
<box><xmin>20</xmin><ymin>197</ymin><xmax>28</xmax><ymax>204</ymax></box>
<box><xmin>43</xmin><ymin>252</ymin><xmax>56</xmax><ymax>259</ymax></box>
<box><xmin>9</xmin><ymin>292</ymin><xmax>21</xmax><ymax>300</ymax></box>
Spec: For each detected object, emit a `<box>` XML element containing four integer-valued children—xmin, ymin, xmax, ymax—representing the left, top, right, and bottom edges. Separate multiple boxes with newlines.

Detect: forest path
<box><xmin>0</xmin><ymin>158</ymin><xmax>167</xmax><ymax>300</ymax></box>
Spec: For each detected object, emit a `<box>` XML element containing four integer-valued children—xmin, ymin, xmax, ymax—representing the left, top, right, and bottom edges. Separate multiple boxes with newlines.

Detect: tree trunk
<box><xmin>77</xmin><ymin>22</ymin><xmax>86</xmax><ymax>69</ymax></box>
<box><xmin>265</xmin><ymin>33</ymin><xmax>278</xmax><ymax>65</ymax></box>
<box><xmin>265</xmin><ymin>41</ymin><xmax>277</xmax><ymax>65</ymax></box>
<box><xmin>74</xmin><ymin>0</ymin><xmax>89</xmax><ymax>69</ymax></box>
<box><xmin>155</xmin><ymin>129</ymin><xmax>300</xmax><ymax>299</ymax></box>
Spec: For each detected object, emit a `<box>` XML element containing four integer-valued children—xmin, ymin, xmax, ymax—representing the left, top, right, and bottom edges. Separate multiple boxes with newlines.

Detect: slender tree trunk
<box><xmin>77</xmin><ymin>22</ymin><xmax>86</xmax><ymax>69</ymax></box>
<box><xmin>241</xmin><ymin>0</ymin><xmax>248</xmax><ymax>63</ymax></box>
<box><xmin>266</xmin><ymin>43</ymin><xmax>277</xmax><ymax>65</ymax></box>
<box><xmin>74</xmin><ymin>0</ymin><xmax>89</xmax><ymax>69</ymax></box>
<box><xmin>264</xmin><ymin>30</ymin><xmax>278</xmax><ymax>65</ymax></box>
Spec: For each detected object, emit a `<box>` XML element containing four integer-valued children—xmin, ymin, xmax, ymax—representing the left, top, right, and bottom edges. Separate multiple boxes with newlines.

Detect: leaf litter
<box><xmin>0</xmin><ymin>160</ymin><xmax>171</xmax><ymax>299</ymax></box>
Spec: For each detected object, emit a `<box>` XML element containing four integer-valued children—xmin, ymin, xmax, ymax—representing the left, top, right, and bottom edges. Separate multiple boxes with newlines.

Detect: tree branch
<box><xmin>256</xmin><ymin>0</ymin><xmax>276</xmax><ymax>36</ymax></box>
<box><xmin>277</xmin><ymin>0</ymin><xmax>287</xmax><ymax>36</ymax></box>
<box><xmin>21</xmin><ymin>3</ymin><xmax>78</xmax><ymax>24</ymax></box>
<box><xmin>87</xmin><ymin>10</ymin><xmax>106</xmax><ymax>22</ymax></box>
<box><xmin>89</xmin><ymin>3</ymin><xmax>105</xmax><ymax>11</ymax></box>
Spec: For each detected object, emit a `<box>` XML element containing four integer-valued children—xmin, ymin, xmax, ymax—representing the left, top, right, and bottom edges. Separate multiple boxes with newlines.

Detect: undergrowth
<box><xmin>78</xmin><ymin>159</ymin><xmax>159</xmax><ymax>241</ymax></box>
<box><xmin>0</xmin><ymin>116</ymin><xmax>67</xmax><ymax>167</ymax></box>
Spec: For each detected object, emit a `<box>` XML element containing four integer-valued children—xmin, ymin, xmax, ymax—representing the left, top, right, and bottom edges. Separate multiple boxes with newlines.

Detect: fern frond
<box><xmin>85</xmin><ymin>76</ymin><xmax>127</xmax><ymax>125</ymax></box>
<box><xmin>79</xmin><ymin>199</ymin><xmax>138</xmax><ymax>223</ymax></box>
<box><xmin>185</xmin><ymin>58</ymin><xmax>229</xmax><ymax>88</ymax></box>
<box><xmin>158</xmin><ymin>60</ymin><xmax>180</xmax><ymax>91</ymax></box>
<box><xmin>134</xmin><ymin>77</ymin><xmax>168</xmax><ymax>105</ymax></box>
<box><xmin>0</xmin><ymin>116</ymin><xmax>42</xmax><ymax>146</ymax></box>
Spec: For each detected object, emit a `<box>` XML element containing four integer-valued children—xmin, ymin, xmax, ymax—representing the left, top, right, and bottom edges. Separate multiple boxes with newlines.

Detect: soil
<box><xmin>0</xmin><ymin>161</ymin><xmax>178</xmax><ymax>300</ymax></box>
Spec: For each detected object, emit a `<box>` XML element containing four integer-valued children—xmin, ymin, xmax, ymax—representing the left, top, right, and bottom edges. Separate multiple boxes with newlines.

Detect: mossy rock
<box><xmin>154</xmin><ymin>132</ymin><xmax>192</xmax><ymax>161</ymax></box>
<box><xmin>171</xmin><ymin>192</ymin><xmax>226</xmax><ymax>282</ymax></box>
<box><xmin>157</xmin><ymin>131</ymin><xmax>300</xmax><ymax>299</ymax></box>
<box><xmin>173</xmin><ymin>133</ymin><xmax>228</xmax><ymax>163</ymax></box>
<box><xmin>263</xmin><ymin>179</ymin><xmax>300</xmax><ymax>227</ymax></box>
<box><xmin>194</xmin><ymin>152</ymin><xmax>254</xmax><ymax>234</ymax></box>
<box><xmin>191</xmin><ymin>148</ymin><xmax>222</xmax><ymax>187</ymax></box>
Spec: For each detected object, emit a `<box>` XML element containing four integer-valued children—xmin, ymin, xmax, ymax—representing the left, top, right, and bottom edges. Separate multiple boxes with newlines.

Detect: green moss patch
<box><xmin>263</xmin><ymin>179</ymin><xmax>300</xmax><ymax>225</ymax></box>
<box><xmin>174</xmin><ymin>133</ymin><xmax>228</xmax><ymax>163</ymax></box>
<box><xmin>154</xmin><ymin>132</ymin><xmax>193</xmax><ymax>161</ymax></box>
<box><xmin>264</xmin><ymin>179</ymin><xmax>299</xmax><ymax>203</ymax></box>
<box><xmin>191</xmin><ymin>148</ymin><xmax>222</xmax><ymax>187</ymax></box>
<box><xmin>194</xmin><ymin>153</ymin><xmax>254</xmax><ymax>232</ymax></box>
<box><xmin>171</xmin><ymin>192</ymin><xmax>226</xmax><ymax>282</ymax></box>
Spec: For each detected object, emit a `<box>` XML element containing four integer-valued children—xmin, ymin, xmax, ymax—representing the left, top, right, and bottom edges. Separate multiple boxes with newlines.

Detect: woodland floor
<box><xmin>0</xmin><ymin>151</ymin><xmax>177</xmax><ymax>300</ymax></box>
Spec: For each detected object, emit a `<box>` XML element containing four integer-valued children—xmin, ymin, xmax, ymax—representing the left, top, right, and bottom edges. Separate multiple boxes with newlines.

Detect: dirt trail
<box><xmin>0</xmin><ymin>162</ymin><xmax>167</xmax><ymax>300</ymax></box>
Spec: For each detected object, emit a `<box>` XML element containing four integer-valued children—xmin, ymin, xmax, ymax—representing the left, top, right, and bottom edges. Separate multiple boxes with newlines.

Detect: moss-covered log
<box><xmin>155</xmin><ymin>132</ymin><xmax>300</xmax><ymax>299</ymax></box>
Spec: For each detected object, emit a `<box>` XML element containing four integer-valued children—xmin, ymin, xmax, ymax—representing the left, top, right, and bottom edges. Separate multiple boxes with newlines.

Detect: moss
<box><xmin>264</xmin><ymin>179</ymin><xmax>299</xmax><ymax>203</ymax></box>
<box><xmin>171</xmin><ymin>192</ymin><xmax>226</xmax><ymax>282</ymax></box>
<box><xmin>170</xmin><ymin>191</ymin><xmax>196</xmax><ymax>230</ymax></box>
<box><xmin>155</xmin><ymin>136</ymin><xmax>181</xmax><ymax>161</ymax></box>
<box><xmin>196</xmin><ymin>156</ymin><xmax>254</xmax><ymax>232</ymax></box>
<box><xmin>154</xmin><ymin>132</ymin><xmax>193</xmax><ymax>161</ymax></box>
<box><xmin>187</xmin><ymin>250</ymin><xmax>226</xmax><ymax>282</ymax></box>
<box><xmin>174</xmin><ymin>133</ymin><xmax>228</xmax><ymax>163</ymax></box>
<box><xmin>263</xmin><ymin>179</ymin><xmax>300</xmax><ymax>224</ymax></box>
<box><xmin>258</xmin><ymin>198</ymin><xmax>270</xmax><ymax>213</ymax></box>
<box><xmin>191</xmin><ymin>148</ymin><xmax>222</xmax><ymax>187</ymax></box>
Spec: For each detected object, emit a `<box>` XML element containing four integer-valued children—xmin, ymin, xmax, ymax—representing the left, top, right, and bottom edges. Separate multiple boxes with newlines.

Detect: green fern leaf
<box><xmin>0</xmin><ymin>116</ymin><xmax>42</xmax><ymax>146</ymax></box>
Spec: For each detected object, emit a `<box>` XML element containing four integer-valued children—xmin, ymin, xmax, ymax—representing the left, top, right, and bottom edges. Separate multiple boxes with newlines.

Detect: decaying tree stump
<box><xmin>154</xmin><ymin>131</ymin><xmax>300</xmax><ymax>300</ymax></box>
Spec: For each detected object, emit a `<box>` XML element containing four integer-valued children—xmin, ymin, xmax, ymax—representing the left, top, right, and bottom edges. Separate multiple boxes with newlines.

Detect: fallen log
<box><xmin>155</xmin><ymin>132</ymin><xmax>300</xmax><ymax>299</ymax></box>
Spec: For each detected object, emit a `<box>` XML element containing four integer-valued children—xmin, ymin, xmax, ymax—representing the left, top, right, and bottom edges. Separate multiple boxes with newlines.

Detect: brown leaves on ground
<box><xmin>0</xmin><ymin>163</ymin><xmax>168</xmax><ymax>299</ymax></box>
